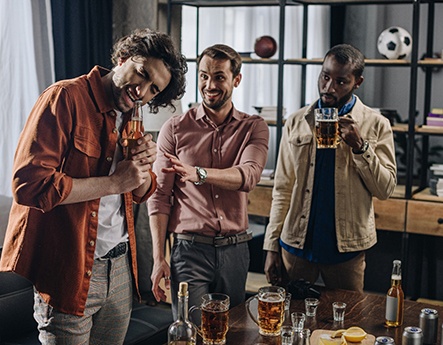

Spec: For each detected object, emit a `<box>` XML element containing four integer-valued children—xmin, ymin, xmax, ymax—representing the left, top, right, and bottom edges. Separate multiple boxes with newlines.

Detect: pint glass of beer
<box><xmin>189</xmin><ymin>293</ymin><xmax>230</xmax><ymax>345</ymax></box>
<box><xmin>246</xmin><ymin>286</ymin><xmax>286</xmax><ymax>336</ymax></box>
<box><xmin>315</xmin><ymin>108</ymin><xmax>339</xmax><ymax>149</ymax></box>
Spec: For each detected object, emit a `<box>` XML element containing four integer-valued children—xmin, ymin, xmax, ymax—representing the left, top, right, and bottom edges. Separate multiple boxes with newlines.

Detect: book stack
<box><xmin>261</xmin><ymin>168</ymin><xmax>275</xmax><ymax>180</ymax></box>
<box><xmin>429</xmin><ymin>164</ymin><xmax>443</xmax><ymax>196</ymax></box>
<box><xmin>253</xmin><ymin>106</ymin><xmax>287</xmax><ymax>122</ymax></box>
<box><xmin>426</xmin><ymin>108</ymin><xmax>443</xmax><ymax>127</ymax></box>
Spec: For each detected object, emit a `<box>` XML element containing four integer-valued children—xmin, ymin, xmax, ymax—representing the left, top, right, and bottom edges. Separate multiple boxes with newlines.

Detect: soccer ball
<box><xmin>377</xmin><ymin>26</ymin><xmax>412</xmax><ymax>60</ymax></box>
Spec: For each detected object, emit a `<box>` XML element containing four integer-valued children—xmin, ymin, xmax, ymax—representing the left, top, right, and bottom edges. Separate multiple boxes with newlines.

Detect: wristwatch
<box><xmin>352</xmin><ymin>140</ymin><xmax>369</xmax><ymax>154</ymax></box>
<box><xmin>194</xmin><ymin>166</ymin><xmax>207</xmax><ymax>185</ymax></box>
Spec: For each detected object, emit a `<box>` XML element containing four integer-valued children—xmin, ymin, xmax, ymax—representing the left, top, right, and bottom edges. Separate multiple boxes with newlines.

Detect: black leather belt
<box><xmin>175</xmin><ymin>232</ymin><xmax>252</xmax><ymax>247</ymax></box>
<box><xmin>102</xmin><ymin>242</ymin><xmax>128</xmax><ymax>259</ymax></box>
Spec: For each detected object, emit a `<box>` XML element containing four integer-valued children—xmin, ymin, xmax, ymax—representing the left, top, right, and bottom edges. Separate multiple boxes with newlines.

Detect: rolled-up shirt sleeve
<box><xmin>13</xmin><ymin>87</ymin><xmax>75</xmax><ymax>212</ymax></box>
<box><xmin>235</xmin><ymin>117</ymin><xmax>269</xmax><ymax>192</ymax></box>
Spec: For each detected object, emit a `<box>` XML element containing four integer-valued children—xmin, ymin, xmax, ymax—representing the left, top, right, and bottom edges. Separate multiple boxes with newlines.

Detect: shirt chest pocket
<box><xmin>63</xmin><ymin>126</ymin><xmax>102</xmax><ymax>177</ymax></box>
<box><xmin>73</xmin><ymin>126</ymin><xmax>101</xmax><ymax>158</ymax></box>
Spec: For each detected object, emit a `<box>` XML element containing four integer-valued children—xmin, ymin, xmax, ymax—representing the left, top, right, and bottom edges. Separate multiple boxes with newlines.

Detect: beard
<box><xmin>201</xmin><ymin>88</ymin><xmax>232</xmax><ymax>111</ymax></box>
<box><xmin>319</xmin><ymin>90</ymin><xmax>354</xmax><ymax>110</ymax></box>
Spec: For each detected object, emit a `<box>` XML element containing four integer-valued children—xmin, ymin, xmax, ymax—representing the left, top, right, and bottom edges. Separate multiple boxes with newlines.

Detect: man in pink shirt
<box><xmin>148</xmin><ymin>44</ymin><xmax>269</xmax><ymax>317</ymax></box>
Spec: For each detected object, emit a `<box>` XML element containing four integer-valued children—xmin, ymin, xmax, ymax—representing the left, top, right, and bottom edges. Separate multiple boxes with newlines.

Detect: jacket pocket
<box><xmin>289</xmin><ymin>133</ymin><xmax>312</xmax><ymax>147</ymax></box>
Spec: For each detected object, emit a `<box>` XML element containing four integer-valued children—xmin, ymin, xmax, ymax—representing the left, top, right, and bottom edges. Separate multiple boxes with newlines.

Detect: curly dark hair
<box><xmin>324</xmin><ymin>44</ymin><xmax>365</xmax><ymax>80</ymax></box>
<box><xmin>111</xmin><ymin>28</ymin><xmax>188</xmax><ymax>113</ymax></box>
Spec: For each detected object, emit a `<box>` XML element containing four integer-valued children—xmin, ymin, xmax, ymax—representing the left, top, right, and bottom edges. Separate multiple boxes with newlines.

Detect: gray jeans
<box><xmin>170</xmin><ymin>239</ymin><xmax>250</xmax><ymax>321</ymax></box>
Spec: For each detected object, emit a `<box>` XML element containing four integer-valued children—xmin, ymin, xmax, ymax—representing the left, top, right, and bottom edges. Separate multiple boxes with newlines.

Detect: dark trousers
<box><xmin>170</xmin><ymin>239</ymin><xmax>250</xmax><ymax>321</ymax></box>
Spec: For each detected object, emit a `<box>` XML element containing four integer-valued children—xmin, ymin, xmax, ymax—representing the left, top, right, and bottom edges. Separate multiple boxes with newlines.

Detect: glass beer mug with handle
<box><xmin>189</xmin><ymin>293</ymin><xmax>230</xmax><ymax>345</ymax></box>
<box><xmin>314</xmin><ymin>107</ymin><xmax>340</xmax><ymax>149</ymax></box>
<box><xmin>246</xmin><ymin>286</ymin><xmax>286</xmax><ymax>336</ymax></box>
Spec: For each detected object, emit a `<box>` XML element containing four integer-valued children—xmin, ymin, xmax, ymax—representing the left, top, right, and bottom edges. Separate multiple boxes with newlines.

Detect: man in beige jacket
<box><xmin>263</xmin><ymin>44</ymin><xmax>397</xmax><ymax>292</ymax></box>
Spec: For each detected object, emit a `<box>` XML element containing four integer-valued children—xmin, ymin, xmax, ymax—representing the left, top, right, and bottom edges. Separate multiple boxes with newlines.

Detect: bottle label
<box><xmin>385</xmin><ymin>296</ymin><xmax>398</xmax><ymax>321</ymax></box>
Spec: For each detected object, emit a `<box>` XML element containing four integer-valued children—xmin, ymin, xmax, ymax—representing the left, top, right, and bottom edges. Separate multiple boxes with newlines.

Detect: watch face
<box><xmin>198</xmin><ymin>167</ymin><xmax>207</xmax><ymax>179</ymax></box>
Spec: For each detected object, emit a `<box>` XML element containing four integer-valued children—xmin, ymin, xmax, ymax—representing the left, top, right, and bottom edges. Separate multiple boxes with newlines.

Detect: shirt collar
<box><xmin>86</xmin><ymin>65</ymin><xmax>115</xmax><ymax>114</ymax></box>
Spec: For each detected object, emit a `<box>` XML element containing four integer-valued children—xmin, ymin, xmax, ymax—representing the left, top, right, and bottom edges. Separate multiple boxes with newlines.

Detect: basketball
<box><xmin>254</xmin><ymin>36</ymin><xmax>277</xmax><ymax>58</ymax></box>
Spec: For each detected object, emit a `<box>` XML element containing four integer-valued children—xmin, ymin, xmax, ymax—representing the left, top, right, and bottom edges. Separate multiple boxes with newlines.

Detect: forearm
<box><xmin>60</xmin><ymin>175</ymin><xmax>119</xmax><ymax>204</ymax></box>
<box><xmin>149</xmin><ymin>213</ymin><xmax>170</xmax><ymax>261</ymax></box>
<box><xmin>204</xmin><ymin>167</ymin><xmax>243</xmax><ymax>190</ymax></box>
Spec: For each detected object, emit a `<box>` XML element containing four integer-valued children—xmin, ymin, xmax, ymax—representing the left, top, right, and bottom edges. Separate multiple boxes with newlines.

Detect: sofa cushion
<box><xmin>0</xmin><ymin>272</ymin><xmax>38</xmax><ymax>343</ymax></box>
<box><xmin>124</xmin><ymin>301</ymin><xmax>173</xmax><ymax>345</ymax></box>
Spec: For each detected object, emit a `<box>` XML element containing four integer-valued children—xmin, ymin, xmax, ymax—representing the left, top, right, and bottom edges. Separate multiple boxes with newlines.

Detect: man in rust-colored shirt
<box><xmin>148</xmin><ymin>44</ymin><xmax>269</xmax><ymax>318</ymax></box>
<box><xmin>0</xmin><ymin>28</ymin><xmax>187</xmax><ymax>344</ymax></box>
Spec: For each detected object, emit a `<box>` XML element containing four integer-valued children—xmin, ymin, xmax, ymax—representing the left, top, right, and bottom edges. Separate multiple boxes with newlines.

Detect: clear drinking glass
<box><xmin>332</xmin><ymin>302</ymin><xmax>347</xmax><ymax>322</ymax></box>
<box><xmin>304</xmin><ymin>298</ymin><xmax>320</xmax><ymax>317</ymax></box>
<box><xmin>291</xmin><ymin>312</ymin><xmax>306</xmax><ymax>332</ymax></box>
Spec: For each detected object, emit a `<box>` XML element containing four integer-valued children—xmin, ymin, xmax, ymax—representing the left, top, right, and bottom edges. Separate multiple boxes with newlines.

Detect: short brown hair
<box><xmin>197</xmin><ymin>44</ymin><xmax>242</xmax><ymax>78</ymax></box>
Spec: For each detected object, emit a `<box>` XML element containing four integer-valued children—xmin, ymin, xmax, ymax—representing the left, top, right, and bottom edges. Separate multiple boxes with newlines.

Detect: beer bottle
<box><xmin>167</xmin><ymin>282</ymin><xmax>196</xmax><ymax>345</ymax></box>
<box><xmin>385</xmin><ymin>259</ymin><xmax>404</xmax><ymax>327</ymax></box>
<box><xmin>125</xmin><ymin>100</ymin><xmax>144</xmax><ymax>159</ymax></box>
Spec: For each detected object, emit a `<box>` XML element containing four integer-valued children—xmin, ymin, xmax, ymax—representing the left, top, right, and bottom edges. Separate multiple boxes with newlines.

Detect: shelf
<box><xmin>412</xmin><ymin>188</ymin><xmax>443</xmax><ymax>203</ymax></box>
<box><xmin>169</xmin><ymin>0</ymin><xmax>443</xmax><ymax>5</ymax></box>
<box><xmin>186</xmin><ymin>56</ymin><xmax>441</xmax><ymax>67</ymax></box>
<box><xmin>168</xmin><ymin>0</ymin><xmax>282</xmax><ymax>6</ymax></box>
<box><xmin>289</xmin><ymin>0</ymin><xmax>443</xmax><ymax>4</ymax></box>
<box><xmin>392</xmin><ymin>124</ymin><xmax>443</xmax><ymax>136</ymax></box>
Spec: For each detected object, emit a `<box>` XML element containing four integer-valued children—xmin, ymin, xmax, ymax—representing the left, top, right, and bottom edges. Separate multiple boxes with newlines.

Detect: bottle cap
<box><xmin>178</xmin><ymin>282</ymin><xmax>188</xmax><ymax>297</ymax></box>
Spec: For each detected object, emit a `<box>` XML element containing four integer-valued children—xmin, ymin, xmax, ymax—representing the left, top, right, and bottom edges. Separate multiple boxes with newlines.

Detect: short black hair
<box><xmin>324</xmin><ymin>44</ymin><xmax>365</xmax><ymax>79</ymax></box>
<box><xmin>111</xmin><ymin>28</ymin><xmax>188</xmax><ymax>113</ymax></box>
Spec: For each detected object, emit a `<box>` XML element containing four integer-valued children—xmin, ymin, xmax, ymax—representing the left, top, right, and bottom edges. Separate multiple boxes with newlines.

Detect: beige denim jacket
<box><xmin>263</xmin><ymin>96</ymin><xmax>397</xmax><ymax>254</ymax></box>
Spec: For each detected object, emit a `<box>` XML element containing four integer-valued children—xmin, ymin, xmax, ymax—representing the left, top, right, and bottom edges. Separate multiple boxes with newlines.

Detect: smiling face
<box><xmin>198</xmin><ymin>56</ymin><xmax>241</xmax><ymax>114</ymax></box>
<box><xmin>318</xmin><ymin>55</ymin><xmax>363</xmax><ymax>109</ymax></box>
<box><xmin>110</xmin><ymin>56</ymin><xmax>171</xmax><ymax>112</ymax></box>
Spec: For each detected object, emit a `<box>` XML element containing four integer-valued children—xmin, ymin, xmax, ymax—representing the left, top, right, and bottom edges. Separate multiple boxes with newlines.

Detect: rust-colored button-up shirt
<box><xmin>0</xmin><ymin>66</ymin><xmax>156</xmax><ymax>316</ymax></box>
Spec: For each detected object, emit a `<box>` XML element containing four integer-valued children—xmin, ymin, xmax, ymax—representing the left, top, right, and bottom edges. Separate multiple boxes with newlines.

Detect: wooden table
<box><xmin>220</xmin><ymin>288</ymin><xmax>443</xmax><ymax>345</ymax></box>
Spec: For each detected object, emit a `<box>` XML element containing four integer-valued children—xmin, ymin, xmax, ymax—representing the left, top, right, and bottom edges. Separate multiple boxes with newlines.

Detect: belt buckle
<box><xmin>214</xmin><ymin>236</ymin><xmax>226</xmax><ymax>248</ymax></box>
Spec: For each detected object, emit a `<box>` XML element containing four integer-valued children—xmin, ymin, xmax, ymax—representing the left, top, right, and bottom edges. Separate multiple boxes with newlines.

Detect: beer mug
<box><xmin>315</xmin><ymin>108</ymin><xmax>340</xmax><ymax>149</ymax></box>
<box><xmin>246</xmin><ymin>286</ymin><xmax>286</xmax><ymax>336</ymax></box>
<box><xmin>189</xmin><ymin>293</ymin><xmax>230</xmax><ymax>345</ymax></box>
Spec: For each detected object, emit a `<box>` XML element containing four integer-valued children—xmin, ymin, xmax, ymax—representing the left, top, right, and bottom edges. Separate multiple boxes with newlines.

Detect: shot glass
<box><xmin>304</xmin><ymin>298</ymin><xmax>320</xmax><ymax>317</ymax></box>
<box><xmin>284</xmin><ymin>292</ymin><xmax>292</xmax><ymax>311</ymax></box>
<box><xmin>281</xmin><ymin>325</ymin><xmax>295</xmax><ymax>345</ymax></box>
<box><xmin>332</xmin><ymin>301</ymin><xmax>347</xmax><ymax>322</ymax></box>
<box><xmin>291</xmin><ymin>311</ymin><xmax>306</xmax><ymax>332</ymax></box>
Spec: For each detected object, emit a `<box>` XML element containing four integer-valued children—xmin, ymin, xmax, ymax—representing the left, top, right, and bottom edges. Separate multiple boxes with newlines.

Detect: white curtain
<box><xmin>180</xmin><ymin>5</ymin><xmax>330</xmax><ymax>167</ymax></box>
<box><xmin>0</xmin><ymin>0</ymin><xmax>54</xmax><ymax>196</ymax></box>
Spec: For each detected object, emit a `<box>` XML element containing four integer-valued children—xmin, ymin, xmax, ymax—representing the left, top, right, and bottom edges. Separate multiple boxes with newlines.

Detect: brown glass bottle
<box><xmin>385</xmin><ymin>259</ymin><xmax>404</xmax><ymax>327</ymax></box>
<box><xmin>125</xmin><ymin>100</ymin><xmax>144</xmax><ymax>159</ymax></box>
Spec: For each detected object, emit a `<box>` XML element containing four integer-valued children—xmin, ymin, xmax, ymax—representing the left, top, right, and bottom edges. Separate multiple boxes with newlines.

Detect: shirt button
<box><xmin>306</xmin><ymin>189</ymin><xmax>310</xmax><ymax>193</ymax></box>
<box><xmin>91</xmin><ymin>211</ymin><xmax>97</xmax><ymax>217</ymax></box>
<box><xmin>109</xmin><ymin>110</ymin><xmax>116</xmax><ymax>117</ymax></box>
<box><xmin>86</xmin><ymin>270</ymin><xmax>92</xmax><ymax>277</ymax></box>
<box><xmin>89</xmin><ymin>240</ymin><xmax>95</xmax><ymax>246</ymax></box>
<box><xmin>214</xmin><ymin>149</ymin><xmax>218</xmax><ymax>152</ymax></box>
<box><xmin>106</xmin><ymin>156</ymin><xmax>113</xmax><ymax>162</ymax></box>
<box><xmin>215</xmin><ymin>195</ymin><xmax>219</xmax><ymax>199</ymax></box>
<box><xmin>219</xmin><ymin>216</ymin><xmax>224</xmax><ymax>220</ymax></box>
<box><xmin>112</xmin><ymin>128</ymin><xmax>118</xmax><ymax>134</ymax></box>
